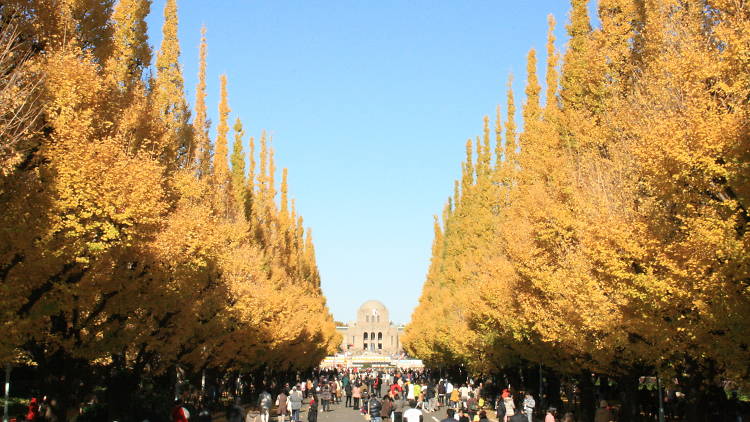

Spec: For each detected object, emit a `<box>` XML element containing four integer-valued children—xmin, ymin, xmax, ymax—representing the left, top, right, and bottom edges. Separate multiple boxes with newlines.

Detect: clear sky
<box><xmin>146</xmin><ymin>0</ymin><xmax>580</xmax><ymax>325</ymax></box>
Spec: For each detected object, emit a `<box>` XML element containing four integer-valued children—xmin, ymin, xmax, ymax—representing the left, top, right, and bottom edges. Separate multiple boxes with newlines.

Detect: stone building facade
<box><xmin>336</xmin><ymin>300</ymin><xmax>403</xmax><ymax>355</ymax></box>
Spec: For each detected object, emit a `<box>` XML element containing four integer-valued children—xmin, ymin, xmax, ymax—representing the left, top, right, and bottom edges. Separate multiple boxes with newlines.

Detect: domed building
<box><xmin>336</xmin><ymin>300</ymin><xmax>404</xmax><ymax>355</ymax></box>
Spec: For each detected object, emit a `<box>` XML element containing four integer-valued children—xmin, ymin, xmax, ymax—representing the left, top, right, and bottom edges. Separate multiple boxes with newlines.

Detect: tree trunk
<box><xmin>616</xmin><ymin>373</ymin><xmax>640</xmax><ymax>422</ymax></box>
<box><xmin>39</xmin><ymin>350</ymin><xmax>92</xmax><ymax>422</ymax></box>
<box><xmin>682</xmin><ymin>358</ymin><xmax>726</xmax><ymax>422</ymax></box>
<box><xmin>578</xmin><ymin>372</ymin><xmax>596</xmax><ymax>422</ymax></box>
<box><xmin>105</xmin><ymin>353</ymin><xmax>140</xmax><ymax>422</ymax></box>
<box><xmin>545</xmin><ymin>369</ymin><xmax>563</xmax><ymax>411</ymax></box>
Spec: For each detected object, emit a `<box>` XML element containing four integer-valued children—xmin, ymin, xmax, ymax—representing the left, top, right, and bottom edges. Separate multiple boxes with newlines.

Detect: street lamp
<box><xmin>656</xmin><ymin>375</ymin><xmax>665</xmax><ymax>422</ymax></box>
<box><xmin>3</xmin><ymin>364</ymin><xmax>11</xmax><ymax>422</ymax></box>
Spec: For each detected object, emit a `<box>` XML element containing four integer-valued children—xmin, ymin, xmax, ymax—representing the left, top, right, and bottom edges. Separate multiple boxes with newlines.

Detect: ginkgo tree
<box><xmin>0</xmin><ymin>1</ymin><xmax>339</xmax><ymax>421</ymax></box>
<box><xmin>406</xmin><ymin>1</ymin><xmax>750</xmax><ymax>422</ymax></box>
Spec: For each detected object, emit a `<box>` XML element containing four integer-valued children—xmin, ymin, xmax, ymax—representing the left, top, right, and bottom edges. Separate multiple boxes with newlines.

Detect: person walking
<box><xmin>342</xmin><ymin>373</ymin><xmax>351</xmax><ymax>391</ymax></box>
<box><xmin>545</xmin><ymin>408</ymin><xmax>557</xmax><ymax>422</ymax></box>
<box><xmin>276</xmin><ymin>389</ymin><xmax>289</xmax><ymax>422</ymax></box>
<box><xmin>369</xmin><ymin>395</ymin><xmax>383</xmax><ymax>422</ymax></box>
<box><xmin>258</xmin><ymin>388</ymin><xmax>273</xmax><ymax>422</ymax></box>
<box><xmin>495</xmin><ymin>396</ymin><xmax>506</xmax><ymax>422</ymax></box>
<box><xmin>381</xmin><ymin>394</ymin><xmax>393</xmax><ymax>421</ymax></box>
<box><xmin>426</xmin><ymin>383</ymin><xmax>437</xmax><ymax>413</ymax></box>
<box><xmin>456</xmin><ymin>409</ymin><xmax>470</xmax><ymax>422</ymax></box>
<box><xmin>438</xmin><ymin>381</ymin><xmax>446</xmax><ymax>408</ymax></box>
<box><xmin>320</xmin><ymin>385</ymin><xmax>331</xmax><ymax>412</ymax></box>
<box><xmin>393</xmin><ymin>394</ymin><xmax>406</xmax><ymax>422</ymax></box>
<box><xmin>460</xmin><ymin>385</ymin><xmax>471</xmax><ymax>409</ymax></box>
<box><xmin>289</xmin><ymin>386</ymin><xmax>303</xmax><ymax>422</ymax></box>
<box><xmin>503</xmin><ymin>396</ymin><xmax>515</xmax><ymax>422</ymax></box>
<box><xmin>374</xmin><ymin>376</ymin><xmax>382</xmax><ymax>398</ymax></box>
<box><xmin>413</xmin><ymin>383</ymin><xmax>422</xmax><ymax>408</ymax></box>
<box><xmin>523</xmin><ymin>394</ymin><xmax>535</xmax><ymax>422</ymax></box>
<box><xmin>307</xmin><ymin>394</ymin><xmax>319</xmax><ymax>422</ymax></box>
<box><xmin>445</xmin><ymin>382</ymin><xmax>454</xmax><ymax>408</ymax></box>
<box><xmin>345</xmin><ymin>382</ymin><xmax>353</xmax><ymax>408</ymax></box>
<box><xmin>510</xmin><ymin>407</ymin><xmax>526</xmax><ymax>422</ymax></box>
<box><xmin>466</xmin><ymin>393</ymin><xmax>479</xmax><ymax>420</ymax></box>
<box><xmin>227</xmin><ymin>400</ymin><xmax>244</xmax><ymax>422</ymax></box>
<box><xmin>361</xmin><ymin>384</ymin><xmax>371</xmax><ymax>414</ymax></box>
<box><xmin>353</xmin><ymin>383</ymin><xmax>362</xmax><ymax>410</ymax></box>
<box><xmin>171</xmin><ymin>399</ymin><xmax>190</xmax><ymax>422</ymax></box>
<box><xmin>25</xmin><ymin>398</ymin><xmax>40</xmax><ymax>422</ymax></box>
<box><xmin>594</xmin><ymin>401</ymin><xmax>611</xmax><ymax>422</ymax></box>
<box><xmin>403</xmin><ymin>400</ymin><xmax>423</xmax><ymax>422</ymax></box>
<box><xmin>405</xmin><ymin>381</ymin><xmax>414</xmax><ymax>401</ymax></box>
<box><xmin>334</xmin><ymin>379</ymin><xmax>341</xmax><ymax>404</ymax></box>
<box><xmin>442</xmin><ymin>409</ymin><xmax>456</xmax><ymax>422</ymax></box>
<box><xmin>450</xmin><ymin>388</ymin><xmax>460</xmax><ymax>410</ymax></box>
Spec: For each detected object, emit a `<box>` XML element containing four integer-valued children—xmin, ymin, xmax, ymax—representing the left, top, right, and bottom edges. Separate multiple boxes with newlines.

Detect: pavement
<box><xmin>221</xmin><ymin>398</ymin><xmax>507</xmax><ymax>422</ymax></box>
<box><xmin>271</xmin><ymin>399</ymin><xmax>495</xmax><ymax>422</ymax></box>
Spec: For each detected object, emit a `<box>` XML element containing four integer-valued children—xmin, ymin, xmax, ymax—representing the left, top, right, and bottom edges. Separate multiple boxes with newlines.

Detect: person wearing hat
<box><xmin>171</xmin><ymin>399</ymin><xmax>190</xmax><ymax>422</ymax></box>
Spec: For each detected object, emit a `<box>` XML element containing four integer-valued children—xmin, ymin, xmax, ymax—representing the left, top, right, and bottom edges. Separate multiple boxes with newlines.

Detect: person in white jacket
<box><xmin>522</xmin><ymin>394</ymin><xmax>535</xmax><ymax>422</ymax></box>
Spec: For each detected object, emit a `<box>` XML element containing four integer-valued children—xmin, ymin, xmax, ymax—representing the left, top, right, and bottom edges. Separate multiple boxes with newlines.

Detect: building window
<box><xmin>370</xmin><ymin>343</ymin><xmax>375</xmax><ymax>351</ymax></box>
<box><xmin>363</xmin><ymin>343</ymin><xmax>367</xmax><ymax>350</ymax></box>
<box><xmin>370</xmin><ymin>332</ymin><xmax>375</xmax><ymax>340</ymax></box>
<box><xmin>378</xmin><ymin>343</ymin><xmax>382</xmax><ymax>350</ymax></box>
<box><xmin>366</xmin><ymin>315</ymin><xmax>369</xmax><ymax>323</ymax></box>
<box><xmin>364</xmin><ymin>332</ymin><xmax>368</xmax><ymax>340</ymax></box>
<box><xmin>378</xmin><ymin>332</ymin><xmax>382</xmax><ymax>340</ymax></box>
<box><xmin>377</xmin><ymin>315</ymin><xmax>380</xmax><ymax>323</ymax></box>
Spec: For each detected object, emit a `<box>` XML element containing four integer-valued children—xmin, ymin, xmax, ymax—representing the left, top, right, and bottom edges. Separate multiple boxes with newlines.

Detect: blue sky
<box><xmin>146</xmin><ymin>0</ymin><xmax>580</xmax><ymax>325</ymax></box>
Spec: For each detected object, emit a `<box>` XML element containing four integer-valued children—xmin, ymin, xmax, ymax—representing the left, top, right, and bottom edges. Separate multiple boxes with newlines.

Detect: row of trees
<box><xmin>404</xmin><ymin>0</ymin><xmax>749</xmax><ymax>421</ymax></box>
<box><xmin>0</xmin><ymin>0</ymin><xmax>339</xmax><ymax>420</ymax></box>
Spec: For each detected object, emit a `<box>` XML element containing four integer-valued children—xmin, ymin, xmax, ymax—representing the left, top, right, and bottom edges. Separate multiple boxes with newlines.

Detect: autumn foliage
<box><xmin>404</xmin><ymin>0</ymin><xmax>750</xmax><ymax>421</ymax></box>
<box><xmin>0</xmin><ymin>0</ymin><xmax>338</xmax><ymax>419</ymax></box>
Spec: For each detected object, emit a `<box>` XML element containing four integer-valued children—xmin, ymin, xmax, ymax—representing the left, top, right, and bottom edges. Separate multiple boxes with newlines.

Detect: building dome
<box><xmin>359</xmin><ymin>300</ymin><xmax>387</xmax><ymax>311</ymax></box>
<box><xmin>335</xmin><ymin>300</ymin><xmax>403</xmax><ymax>355</ymax></box>
<box><xmin>357</xmin><ymin>300</ymin><xmax>389</xmax><ymax>324</ymax></box>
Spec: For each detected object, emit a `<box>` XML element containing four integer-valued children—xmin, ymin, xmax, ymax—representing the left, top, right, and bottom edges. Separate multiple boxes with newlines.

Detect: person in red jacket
<box><xmin>25</xmin><ymin>398</ymin><xmax>39</xmax><ymax>422</ymax></box>
<box><xmin>171</xmin><ymin>399</ymin><xmax>190</xmax><ymax>422</ymax></box>
<box><xmin>390</xmin><ymin>383</ymin><xmax>403</xmax><ymax>396</ymax></box>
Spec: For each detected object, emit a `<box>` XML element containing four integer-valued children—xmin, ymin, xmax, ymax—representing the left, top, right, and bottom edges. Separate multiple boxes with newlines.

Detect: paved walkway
<box><xmin>221</xmin><ymin>398</ymin><xmax>513</xmax><ymax>422</ymax></box>
<box><xmin>277</xmin><ymin>400</ymin><xmax>498</xmax><ymax>422</ymax></box>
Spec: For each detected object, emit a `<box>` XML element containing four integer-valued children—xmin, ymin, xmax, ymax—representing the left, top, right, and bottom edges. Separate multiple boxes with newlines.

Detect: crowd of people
<box><xmin>16</xmin><ymin>368</ymin><xmax>612</xmax><ymax>422</ymax></box>
<box><xmin>162</xmin><ymin>367</ymin><xmax>570</xmax><ymax>422</ymax></box>
<box><xmin>239</xmin><ymin>368</ymin><xmax>555</xmax><ymax>422</ymax></box>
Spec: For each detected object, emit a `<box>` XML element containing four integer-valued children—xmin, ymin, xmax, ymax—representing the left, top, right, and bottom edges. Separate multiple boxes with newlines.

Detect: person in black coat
<box><xmin>496</xmin><ymin>397</ymin><xmax>506</xmax><ymax>422</ymax></box>
<box><xmin>227</xmin><ymin>400</ymin><xmax>244</xmax><ymax>422</ymax></box>
<box><xmin>509</xmin><ymin>408</ymin><xmax>526</xmax><ymax>422</ymax></box>
<box><xmin>308</xmin><ymin>394</ymin><xmax>319</xmax><ymax>422</ymax></box>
